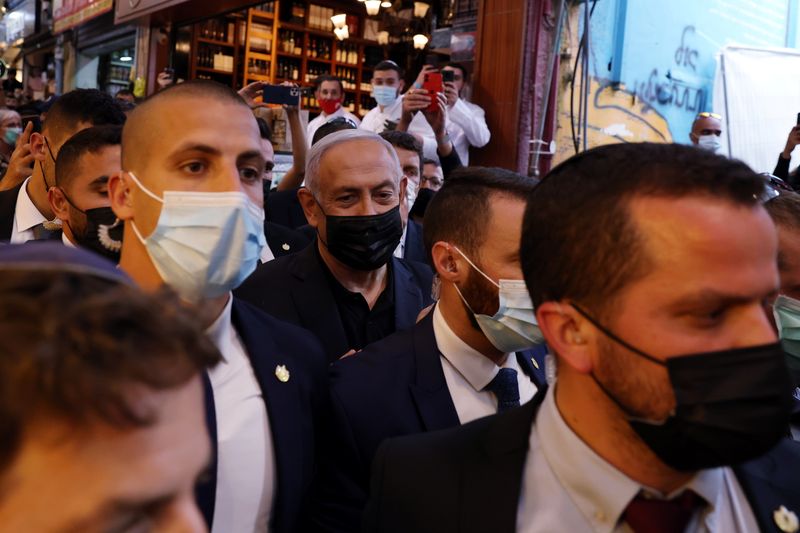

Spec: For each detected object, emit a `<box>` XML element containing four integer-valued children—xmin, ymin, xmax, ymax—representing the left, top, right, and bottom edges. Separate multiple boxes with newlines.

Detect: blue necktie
<box><xmin>485</xmin><ymin>368</ymin><xmax>520</xmax><ymax>413</ymax></box>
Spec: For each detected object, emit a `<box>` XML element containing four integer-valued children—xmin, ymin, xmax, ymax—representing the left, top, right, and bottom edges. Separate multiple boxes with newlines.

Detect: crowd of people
<box><xmin>0</xmin><ymin>65</ymin><xmax>797</xmax><ymax>533</ymax></box>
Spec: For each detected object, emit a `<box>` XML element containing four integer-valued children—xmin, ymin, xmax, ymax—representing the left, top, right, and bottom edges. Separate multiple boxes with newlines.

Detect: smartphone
<box><xmin>262</xmin><ymin>84</ymin><xmax>301</xmax><ymax>106</ymax></box>
<box><xmin>422</xmin><ymin>72</ymin><xmax>443</xmax><ymax>112</ymax></box>
<box><xmin>442</xmin><ymin>69</ymin><xmax>455</xmax><ymax>83</ymax></box>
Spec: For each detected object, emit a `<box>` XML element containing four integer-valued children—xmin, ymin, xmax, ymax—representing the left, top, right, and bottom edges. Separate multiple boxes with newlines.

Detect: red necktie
<box><xmin>623</xmin><ymin>490</ymin><xmax>704</xmax><ymax>533</ymax></box>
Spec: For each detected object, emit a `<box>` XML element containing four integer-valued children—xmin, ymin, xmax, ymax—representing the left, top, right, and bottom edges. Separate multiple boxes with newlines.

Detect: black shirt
<box><xmin>316</xmin><ymin>246</ymin><xmax>396</xmax><ymax>351</ymax></box>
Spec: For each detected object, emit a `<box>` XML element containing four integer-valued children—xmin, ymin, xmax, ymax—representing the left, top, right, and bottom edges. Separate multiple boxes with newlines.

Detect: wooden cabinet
<box><xmin>186</xmin><ymin>0</ymin><xmax>385</xmax><ymax>118</ymax></box>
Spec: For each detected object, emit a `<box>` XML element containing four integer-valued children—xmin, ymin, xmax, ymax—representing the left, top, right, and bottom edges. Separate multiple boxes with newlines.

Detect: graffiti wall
<box><xmin>554</xmin><ymin>0</ymin><xmax>797</xmax><ymax>164</ymax></box>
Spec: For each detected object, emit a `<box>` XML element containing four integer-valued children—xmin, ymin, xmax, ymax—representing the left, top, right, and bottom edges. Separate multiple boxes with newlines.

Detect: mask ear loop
<box><xmin>125</xmin><ymin>171</ymin><xmax>164</xmax><ymax>245</ymax></box>
<box><xmin>451</xmin><ymin>245</ymin><xmax>500</xmax><ymax>289</ymax></box>
<box><xmin>98</xmin><ymin>219</ymin><xmax>123</xmax><ymax>252</ymax></box>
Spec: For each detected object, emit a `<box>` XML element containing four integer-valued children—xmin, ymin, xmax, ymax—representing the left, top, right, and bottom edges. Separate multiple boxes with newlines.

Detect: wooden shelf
<box><xmin>249</xmin><ymin>51</ymin><xmax>273</xmax><ymax>61</ymax></box>
<box><xmin>306</xmin><ymin>27</ymin><xmax>335</xmax><ymax>38</ymax></box>
<box><xmin>251</xmin><ymin>9</ymin><xmax>275</xmax><ymax>19</ymax></box>
<box><xmin>277</xmin><ymin>51</ymin><xmax>303</xmax><ymax>59</ymax></box>
<box><xmin>198</xmin><ymin>37</ymin><xmax>235</xmax><ymax>47</ymax></box>
<box><xmin>307</xmin><ymin>57</ymin><xmax>332</xmax><ymax>64</ymax></box>
<box><xmin>246</xmin><ymin>73</ymin><xmax>272</xmax><ymax>81</ymax></box>
<box><xmin>197</xmin><ymin>67</ymin><xmax>234</xmax><ymax>75</ymax></box>
<box><xmin>249</xmin><ymin>28</ymin><xmax>274</xmax><ymax>40</ymax></box>
<box><xmin>279</xmin><ymin>21</ymin><xmax>307</xmax><ymax>32</ymax></box>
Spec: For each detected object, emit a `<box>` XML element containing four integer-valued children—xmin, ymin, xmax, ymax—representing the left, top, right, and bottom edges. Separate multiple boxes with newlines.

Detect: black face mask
<box><xmin>320</xmin><ymin>204</ymin><xmax>403</xmax><ymax>271</ymax></box>
<box><xmin>573</xmin><ymin>303</ymin><xmax>794</xmax><ymax>472</ymax></box>
<box><xmin>62</xmin><ymin>191</ymin><xmax>123</xmax><ymax>262</ymax></box>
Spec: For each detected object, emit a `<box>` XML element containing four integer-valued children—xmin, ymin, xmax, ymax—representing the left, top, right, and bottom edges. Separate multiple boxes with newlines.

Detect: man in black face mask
<box><xmin>48</xmin><ymin>125</ymin><xmax>123</xmax><ymax>262</ymax></box>
<box><xmin>363</xmin><ymin>143</ymin><xmax>800</xmax><ymax>533</ymax></box>
<box><xmin>237</xmin><ymin>129</ymin><xmax>434</xmax><ymax>362</ymax></box>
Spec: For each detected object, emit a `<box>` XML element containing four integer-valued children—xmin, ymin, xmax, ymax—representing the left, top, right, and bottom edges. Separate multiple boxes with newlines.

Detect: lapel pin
<box><xmin>275</xmin><ymin>364</ymin><xmax>290</xmax><ymax>383</ymax></box>
<box><xmin>774</xmin><ymin>505</ymin><xmax>799</xmax><ymax>533</ymax></box>
<box><xmin>531</xmin><ymin>357</ymin><xmax>539</xmax><ymax>370</ymax></box>
<box><xmin>281</xmin><ymin>243</ymin><xmax>291</xmax><ymax>251</ymax></box>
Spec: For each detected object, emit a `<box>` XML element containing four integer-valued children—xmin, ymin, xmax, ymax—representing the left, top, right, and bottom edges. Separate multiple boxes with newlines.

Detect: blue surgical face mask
<box><xmin>4</xmin><ymin>126</ymin><xmax>21</xmax><ymax>146</ymax></box>
<box><xmin>372</xmin><ymin>85</ymin><xmax>399</xmax><ymax>107</ymax></box>
<box><xmin>126</xmin><ymin>171</ymin><xmax>266</xmax><ymax>302</ymax></box>
<box><xmin>452</xmin><ymin>246</ymin><xmax>544</xmax><ymax>353</ymax></box>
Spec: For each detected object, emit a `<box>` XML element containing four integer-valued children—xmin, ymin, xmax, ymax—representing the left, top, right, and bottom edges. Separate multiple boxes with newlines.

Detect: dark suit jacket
<box><xmin>364</xmin><ymin>393</ymin><xmax>800</xmax><ymax>533</ymax></box>
<box><xmin>235</xmin><ymin>243</ymin><xmax>434</xmax><ymax>362</ymax></box>
<box><xmin>266</xmin><ymin>188</ymin><xmax>308</xmax><ymax>229</ymax></box>
<box><xmin>307</xmin><ymin>311</ymin><xmax>548</xmax><ymax>532</ymax></box>
<box><xmin>403</xmin><ymin>219</ymin><xmax>427</xmax><ymax>265</ymax></box>
<box><xmin>196</xmin><ymin>298</ymin><xmax>327</xmax><ymax>533</ymax></box>
<box><xmin>265</xmin><ymin>220</ymin><xmax>312</xmax><ymax>259</ymax></box>
<box><xmin>0</xmin><ymin>182</ymin><xmax>23</xmax><ymax>241</ymax></box>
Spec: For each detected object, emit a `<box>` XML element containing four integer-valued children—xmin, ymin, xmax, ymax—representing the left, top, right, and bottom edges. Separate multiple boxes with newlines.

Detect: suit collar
<box><xmin>231</xmin><ymin>298</ymin><xmax>306</xmax><ymax>531</ymax></box>
<box><xmin>409</xmin><ymin>310</ymin><xmax>461</xmax><ymax>431</ymax></box>
<box><xmin>393</xmin><ymin>256</ymin><xmax>426</xmax><ymax>331</ymax></box>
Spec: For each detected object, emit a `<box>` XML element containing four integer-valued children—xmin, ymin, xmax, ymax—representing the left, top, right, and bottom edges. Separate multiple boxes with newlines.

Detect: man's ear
<box><xmin>397</xmin><ymin>80</ymin><xmax>405</xmax><ymax>94</ymax></box>
<box><xmin>298</xmin><ymin>187</ymin><xmax>320</xmax><ymax>228</ymax></box>
<box><xmin>48</xmin><ymin>187</ymin><xmax>70</xmax><ymax>222</ymax></box>
<box><xmin>29</xmin><ymin>132</ymin><xmax>46</xmax><ymax>163</ymax></box>
<box><xmin>109</xmin><ymin>171</ymin><xmax>134</xmax><ymax>221</ymax></box>
<box><xmin>431</xmin><ymin>241</ymin><xmax>465</xmax><ymax>283</ymax></box>
<box><xmin>398</xmin><ymin>176</ymin><xmax>408</xmax><ymax>224</ymax></box>
<box><xmin>536</xmin><ymin>301</ymin><xmax>595</xmax><ymax>375</ymax></box>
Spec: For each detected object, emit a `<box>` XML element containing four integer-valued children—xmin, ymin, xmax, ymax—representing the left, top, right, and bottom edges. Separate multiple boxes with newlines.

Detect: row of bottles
<box><xmin>247</xmin><ymin>59</ymin><xmax>271</xmax><ymax>77</ymax></box>
<box><xmin>200</xmin><ymin>19</ymin><xmax>235</xmax><ymax>44</ymax></box>
<box><xmin>278</xmin><ymin>30</ymin><xmax>303</xmax><ymax>55</ymax></box>
<box><xmin>197</xmin><ymin>46</ymin><xmax>233</xmax><ymax>71</ymax></box>
<box><xmin>308</xmin><ymin>37</ymin><xmax>331</xmax><ymax>61</ymax></box>
<box><xmin>254</xmin><ymin>1</ymin><xmax>276</xmax><ymax>14</ymax></box>
<box><xmin>108</xmin><ymin>65</ymin><xmax>130</xmax><ymax>81</ymax></box>
<box><xmin>335</xmin><ymin>43</ymin><xmax>359</xmax><ymax>65</ymax></box>
<box><xmin>289</xmin><ymin>1</ymin><xmax>306</xmax><ymax>24</ymax></box>
<box><xmin>335</xmin><ymin>66</ymin><xmax>358</xmax><ymax>90</ymax></box>
<box><xmin>308</xmin><ymin>4</ymin><xmax>336</xmax><ymax>31</ymax></box>
<box><xmin>277</xmin><ymin>58</ymin><xmax>301</xmax><ymax>81</ymax></box>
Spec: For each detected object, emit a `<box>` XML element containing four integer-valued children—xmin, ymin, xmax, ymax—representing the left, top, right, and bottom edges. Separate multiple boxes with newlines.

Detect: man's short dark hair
<box><xmin>312</xmin><ymin>116</ymin><xmax>357</xmax><ymax>146</ymax></box>
<box><xmin>56</xmin><ymin>125</ymin><xmax>122</xmax><ymax>190</ymax></box>
<box><xmin>521</xmin><ymin>142</ymin><xmax>765</xmax><ymax>316</ymax></box>
<box><xmin>380</xmin><ymin>130</ymin><xmax>423</xmax><ymax>174</ymax></box>
<box><xmin>374</xmin><ymin>60</ymin><xmax>403</xmax><ymax>77</ymax></box>
<box><xmin>314</xmin><ymin>74</ymin><xmax>344</xmax><ymax>95</ymax></box>
<box><xmin>423</xmin><ymin>157</ymin><xmax>440</xmax><ymax>167</ymax></box>
<box><xmin>423</xmin><ymin>167</ymin><xmax>537</xmax><ymax>263</ymax></box>
<box><xmin>0</xmin><ymin>270</ymin><xmax>220</xmax><ymax>476</ymax></box>
<box><xmin>765</xmin><ymin>192</ymin><xmax>800</xmax><ymax>273</ymax></box>
<box><xmin>256</xmin><ymin>117</ymin><xmax>272</xmax><ymax>142</ymax></box>
<box><xmin>444</xmin><ymin>62</ymin><xmax>469</xmax><ymax>84</ymax></box>
<box><xmin>44</xmin><ymin>89</ymin><xmax>127</xmax><ymax>146</ymax></box>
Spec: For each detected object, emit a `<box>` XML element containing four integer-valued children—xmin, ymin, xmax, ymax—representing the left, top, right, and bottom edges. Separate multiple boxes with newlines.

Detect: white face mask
<box><xmin>127</xmin><ymin>172</ymin><xmax>266</xmax><ymax>302</ymax></box>
<box><xmin>405</xmin><ymin>178</ymin><xmax>418</xmax><ymax>212</ymax></box>
<box><xmin>452</xmin><ymin>246</ymin><xmax>544</xmax><ymax>353</ymax></box>
<box><xmin>697</xmin><ymin>134</ymin><xmax>721</xmax><ymax>153</ymax></box>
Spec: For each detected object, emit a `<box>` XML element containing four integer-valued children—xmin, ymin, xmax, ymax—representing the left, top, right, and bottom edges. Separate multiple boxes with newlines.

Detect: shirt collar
<box><xmin>433</xmin><ymin>304</ymin><xmax>514</xmax><ymax>392</ymax></box>
<box><xmin>15</xmin><ymin>177</ymin><xmax>46</xmax><ymax>233</ymax></box>
<box><xmin>205</xmin><ymin>294</ymin><xmax>234</xmax><ymax>359</ymax></box>
<box><xmin>536</xmin><ymin>386</ymin><xmax>725</xmax><ymax>531</ymax></box>
<box><xmin>61</xmin><ymin>231</ymin><xmax>75</xmax><ymax>247</ymax></box>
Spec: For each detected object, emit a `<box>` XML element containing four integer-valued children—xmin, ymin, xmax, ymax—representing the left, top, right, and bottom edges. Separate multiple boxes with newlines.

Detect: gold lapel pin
<box><xmin>275</xmin><ymin>364</ymin><xmax>290</xmax><ymax>383</ymax></box>
<box><xmin>774</xmin><ymin>505</ymin><xmax>799</xmax><ymax>533</ymax></box>
<box><xmin>281</xmin><ymin>243</ymin><xmax>291</xmax><ymax>251</ymax></box>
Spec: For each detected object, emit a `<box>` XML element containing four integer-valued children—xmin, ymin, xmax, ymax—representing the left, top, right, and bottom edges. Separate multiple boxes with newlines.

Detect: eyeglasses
<box><xmin>696</xmin><ymin>112</ymin><xmax>722</xmax><ymax>120</ymax></box>
<box><xmin>759</xmin><ymin>173</ymin><xmax>793</xmax><ymax>202</ymax></box>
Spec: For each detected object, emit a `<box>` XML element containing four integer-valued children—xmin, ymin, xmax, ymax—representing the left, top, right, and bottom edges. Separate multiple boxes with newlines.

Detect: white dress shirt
<box><xmin>359</xmin><ymin>95</ymin><xmax>439</xmax><ymax>161</ymax></box>
<box><xmin>516</xmin><ymin>386</ymin><xmax>759</xmax><ymax>532</ymax></box>
<box><xmin>206</xmin><ymin>295</ymin><xmax>276</xmax><ymax>533</ymax></box>
<box><xmin>433</xmin><ymin>304</ymin><xmax>537</xmax><ymax>424</ymax></box>
<box><xmin>306</xmin><ymin>106</ymin><xmax>361</xmax><ymax>147</ymax></box>
<box><xmin>447</xmin><ymin>99</ymin><xmax>490</xmax><ymax>165</ymax></box>
<box><xmin>392</xmin><ymin>223</ymin><xmax>407</xmax><ymax>259</ymax></box>
<box><xmin>61</xmin><ymin>231</ymin><xmax>75</xmax><ymax>247</ymax></box>
<box><xmin>259</xmin><ymin>242</ymin><xmax>275</xmax><ymax>263</ymax></box>
<box><xmin>10</xmin><ymin>177</ymin><xmax>46</xmax><ymax>243</ymax></box>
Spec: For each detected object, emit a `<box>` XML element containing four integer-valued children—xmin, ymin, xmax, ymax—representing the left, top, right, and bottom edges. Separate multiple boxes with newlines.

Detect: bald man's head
<box><xmin>121</xmin><ymin>80</ymin><xmax>253</xmax><ymax>171</ymax></box>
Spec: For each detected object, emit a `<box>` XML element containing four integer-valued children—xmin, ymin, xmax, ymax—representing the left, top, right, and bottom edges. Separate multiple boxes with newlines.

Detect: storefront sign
<box><xmin>53</xmin><ymin>0</ymin><xmax>113</xmax><ymax>34</ymax></box>
<box><xmin>115</xmin><ymin>0</ymin><xmax>189</xmax><ymax>24</ymax></box>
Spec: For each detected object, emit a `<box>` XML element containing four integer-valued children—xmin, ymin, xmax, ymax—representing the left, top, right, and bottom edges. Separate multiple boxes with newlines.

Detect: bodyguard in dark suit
<box><xmin>108</xmin><ymin>80</ymin><xmax>326</xmax><ymax>533</ymax></box>
<box><xmin>266</xmin><ymin>187</ymin><xmax>308</xmax><ymax>229</ymax></box>
<box><xmin>307</xmin><ymin>169</ymin><xmax>542</xmax><ymax>532</ymax></box>
<box><xmin>400</xmin><ymin>218</ymin><xmax>427</xmax><ymax>264</ymax></box>
<box><xmin>0</xmin><ymin>181</ymin><xmax>22</xmax><ymax>240</ymax></box>
<box><xmin>237</xmin><ymin>129</ymin><xmax>433</xmax><ymax>362</ymax></box>
<box><xmin>365</xmin><ymin>143</ymin><xmax>799</xmax><ymax>532</ymax></box>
